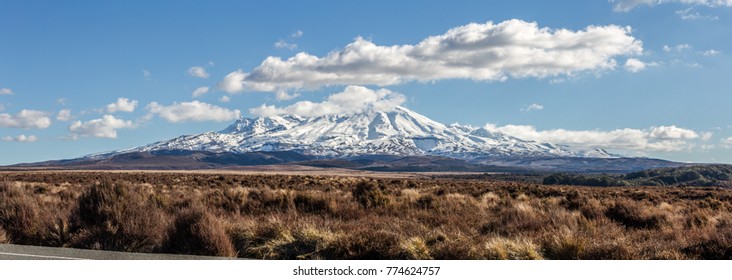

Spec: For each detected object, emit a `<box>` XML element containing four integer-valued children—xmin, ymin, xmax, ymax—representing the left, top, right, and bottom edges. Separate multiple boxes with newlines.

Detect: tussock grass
<box><xmin>2</xmin><ymin>171</ymin><xmax>732</xmax><ymax>259</ymax></box>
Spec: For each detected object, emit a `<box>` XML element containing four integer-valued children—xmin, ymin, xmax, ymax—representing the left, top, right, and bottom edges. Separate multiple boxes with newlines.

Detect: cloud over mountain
<box><xmin>249</xmin><ymin>86</ymin><xmax>405</xmax><ymax>117</ymax></box>
<box><xmin>221</xmin><ymin>19</ymin><xmax>642</xmax><ymax>93</ymax></box>
<box><xmin>484</xmin><ymin>124</ymin><xmax>705</xmax><ymax>152</ymax></box>
<box><xmin>147</xmin><ymin>101</ymin><xmax>241</xmax><ymax>123</ymax></box>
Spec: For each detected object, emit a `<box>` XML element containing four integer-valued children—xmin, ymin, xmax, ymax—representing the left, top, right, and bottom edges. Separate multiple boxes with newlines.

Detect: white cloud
<box><xmin>275</xmin><ymin>90</ymin><xmax>299</xmax><ymax>101</ymax></box>
<box><xmin>274</xmin><ymin>31</ymin><xmax>304</xmax><ymax>50</ymax></box>
<box><xmin>219</xmin><ymin>70</ymin><xmax>246</xmax><ymax>93</ymax></box>
<box><xmin>663</xmin><ymin>44</ymin><xmax>692</xmax><ymax>52</ymax></box>
<box><xmin>142</xmin><ymin>69</ymin><xmax>152</xmax><ymax>80</ymax></box>
<box><xmin>250</xmin><ymin>86</ymin><xmax>405</xmax><ymax>117</ymax></box>
<box><xmin>0</xmin><ymin>88</ymin><xmax>13</xmax><ymax>95</ymax></box>
<box><xmin>192</xmin><ymin>86</ymin><xmax>210</xmax><ymax>98</ymax></box>
<box><xmin>219</xmin><ymin>95</ymin><xmax>231</xmax><ymax>103</ymax></box>
<box><xmin>0</xmin><ymin>110</ymin><xmax>51</xmax><ymax>129</ymax></box>
<box><xmin>675</xmin><ymin>7</ymin><xmax>720</xmax><ymax>20</ymax></box>
<box><xmin>485</xmin><ymin>123</ymin><xmax>703</xmax><ymax>152</ymax></box>
<box><xmin>722</xmin><ymin>137</ymin><xmax>732</xmax><ymax>148</ymax></box>
<box><xmin>147</xmin><ymin>100</ymin><xmax>241</xmax><ymax>123</ymax></box>
<box><xmin>106</xmin><ymin>97</ymin><xmax>138</xmax><ymax>113</ymax></box>
<box><xmin>69</xmin><ymin>115</ymin><xmax>134</xmax><ymax>138</ymax></box>
<box><xmin>57</xmin><ymin>109</ymin><xmax>72</xmax><ymax>121</ymax></box>
<box><xmin>274</xmin><ymin>40</ymin><xmax>297</xmax><ymax>50</ymax></box>
<box><xmin>520</xmin><ymin>103</ymin><xmax>544</xmax><ymax>112</ymax></box>
<box><xmin>1</xmin><ymin>134</ymin><xmax>38</xmax><ymax>143</ymax></box>
<box><xmin>56</xmin><ymin>98</ymin><xmax>67</xmax><ymax>105</ymax></box>
<box><xmin>624</xmin><ymin>58</ymin><xmax>647</xmax><ymax>72</ymax></box>
<box><xmin>187</xmin><ymin>66</ymin><xmax>210</xmax><ymax>79</ymax></box>
<box><xmin>611</xmin><ymin>0</ymin><xmax>732</xmax><ymax>12</ymax></box>
<box><xmin>222</xmin><ymin>20</ymin><xmax>642</xmax><ymax>93</ymax></box>
<box><xmin>702</xmin><ymin>49</ymin><xmax>721</xmax><ymax>56</ymax></box>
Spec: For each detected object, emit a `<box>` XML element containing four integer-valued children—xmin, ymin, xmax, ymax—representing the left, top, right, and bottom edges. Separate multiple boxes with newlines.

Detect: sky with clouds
<box><xmin>0</xmin><ymin>0</ymin><xmax>731</xmax><ymax>164</ymax></box>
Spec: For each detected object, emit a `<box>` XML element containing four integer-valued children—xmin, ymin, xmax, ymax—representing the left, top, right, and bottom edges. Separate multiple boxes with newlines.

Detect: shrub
<box><xmin>294</xmin><ymin>192</ymin><xmax>335</xmax><ymax>215</ymax></box>
<box><xmin>167</xmin><ymin>207</ymin><xmax>236</xmax><ymax>257</ymax></box>
<box><xmin>70</xmin><ymin>181</ymin><xmax>169</xmax><ymax>252</ymax></box>
<box><xmin>352</xmin><ymin>181</ymin><xmax>390</xmax><ymax>208</ymax></box>
<box><xmin>0</xmin><ymin>226</ymin><xmax>8</xmax><ymax>244</ymax></box>
<box><xmin>605</xmin><ymin>200</ymin><xmax>667</xmax><ymax>230</ymax></box>
<box><xmin>0</xmin><ymin>183</ymin><xmax>42</xmax><ymax>244</ymax></box>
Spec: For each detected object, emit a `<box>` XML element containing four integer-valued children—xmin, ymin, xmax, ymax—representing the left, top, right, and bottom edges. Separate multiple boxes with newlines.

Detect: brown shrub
<box><xmin>682</xmin><ymin>232</ymin><xmax>732</xmax><ymax>260</ymax></box>
<box><xmin>70</xmin><ymin>181</ymin><xmax>170</xmax><ymax>252</ymax></box>
<box><xmin>0</xmin><ymin>183</ymin><xmax>42</xmax><ymax>244</ymax></box>
<box><xmin>605</xmin><ymin>199</ymin><xmax>668</xmax><ymax>230</ymax></box>
<box><xmin>294</xmin><ymin>192</ymin><xmax>336</xmax><ymax>215</ymax></box>
<box><xmin>0</xmin><ymin>226</ymin><xmax>8</xmax><ymax>244</ymax></box>
<box><xmin>352</xmin><ymin>181</ymin><xmax>390</xmax><ymax>209</ymax></box>
<box><xmin>332</xmin><ymin>229</ymin><xmax>402</xmax><ymax>259</ymax></box>
<box><xmin>167</xmin><ymin>207</ymin><xmax>236</xmax><ymax>257</ymax></box>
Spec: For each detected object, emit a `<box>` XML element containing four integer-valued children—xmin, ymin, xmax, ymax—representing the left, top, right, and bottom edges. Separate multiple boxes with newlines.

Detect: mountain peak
<box><xmin>108</xmin><ymin>106</ymin><xmax>612</xmax><ymax>160</ymax></box>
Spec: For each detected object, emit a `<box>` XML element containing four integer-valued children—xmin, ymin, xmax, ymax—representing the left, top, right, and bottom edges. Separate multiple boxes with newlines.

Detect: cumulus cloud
<box><xmin>219</xmin><ymin>70</ymin><xmax>246</xmax><ymax>93</ymax></box>
<box><xmin>250</xmin><ymin>86</ymin><xmax>405</xmax><ymax>117</ymax></box>
<box><xmin>1</xmin><ymin>134</ymin><xmax>38</xmax><ymax>143</ymax></box>
<box><xmin>69</xmin><ymin>115</ymin><xmax>134</xmax><ymax>138</ymax></box>
<box><xmin>0</xmin><ymin>88</ymin><xmax>13</xmax><ymax>95</ymax></box>
<box><xmin>219</xmin><ymin>95</ymin><xmax>231</xmax><ymax>103</ymax></box>
<box><xmin>0</xmin><ymin>110</ymin><xmax>51</xmax><ymax>129</ymax></box>
<box><xmin>275</xmin><ymin>90</ymin><xmax>299</xmax><ymax>101</ymax></box>
<box><xmin>192</xmin><ymin>86</ymin><xmax>210</xmax><ymax>98</ymax></box>
<box><xmin>147</xmin><ymin>101</ymin><xmax>241</xmax><ymax>123</ymax></box>
<box><xmin>221</xmin><ymin>20</ymin><xmax>642</xmax><ymax>93</ymax></box>
<box><xmin>624</xmin><ymin>58</ymin><xmax>647</xmax><ymax>72</ymax></box>
<box><xmin>485</xmin><ymin>123</ymin><xmax>703</xmax><ymax>152</ymax></box>
<box><xmin>520</xmin><ymin>103</ymin><xmax>544</xmax><ymax>112</ymax></box>
<box><xmin>188</xmin><ymin>66</ymin><xmax>210</xmax><ymax>78</ymax></box>
<box><xmin>106</xmin><ymin>97</ymin><xmax>138</xmax><ymax>113</ymax></box>
<box><xmin>611</xmin><ymin>0</ymin><xmax>732</xmax><ymax>12</ymax></box>
<box><xmin>57</xmin><ymin>109</ymin><xmax>72</xmax><ymax>121</ymax></box>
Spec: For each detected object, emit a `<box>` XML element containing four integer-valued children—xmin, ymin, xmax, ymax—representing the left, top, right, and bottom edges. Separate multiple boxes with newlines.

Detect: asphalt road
<box><xmin>0</xmin><ymin>244</ymin><xmax>234</xmax><ymax>260</ymax></box>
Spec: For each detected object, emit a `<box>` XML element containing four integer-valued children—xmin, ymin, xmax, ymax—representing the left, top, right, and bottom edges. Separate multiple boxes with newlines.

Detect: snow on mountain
<box><xmin>98</xmin><ymin>106</ymin><xmax>614</xmax><ymax>160</ymax></box>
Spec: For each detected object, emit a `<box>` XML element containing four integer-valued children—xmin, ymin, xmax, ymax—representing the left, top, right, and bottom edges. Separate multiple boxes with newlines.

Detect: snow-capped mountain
<box><xmin>99</xmin><ymin>106</ymin><xmax>613</xmax><ymax>160</ymax></box>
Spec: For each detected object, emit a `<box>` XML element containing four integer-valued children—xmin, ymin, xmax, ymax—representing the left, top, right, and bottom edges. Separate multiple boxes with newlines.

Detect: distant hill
<box><xmin>543</xmin><ymin>164</ymin><xmax>732</xmax><ymax>187</ymax></box>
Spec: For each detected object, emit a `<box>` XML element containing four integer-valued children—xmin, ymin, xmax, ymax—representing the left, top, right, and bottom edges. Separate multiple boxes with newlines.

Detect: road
<box><xmin>0</xmin><ymin>244</ymin><xmax>234</xmax><ymax>260</ymax></box>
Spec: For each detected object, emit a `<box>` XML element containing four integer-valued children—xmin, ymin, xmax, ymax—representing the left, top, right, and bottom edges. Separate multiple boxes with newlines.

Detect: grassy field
<box><xmin>1</xmin><ymin>171</ymin><xmax>731</xmax><ymax>259</ymax></box>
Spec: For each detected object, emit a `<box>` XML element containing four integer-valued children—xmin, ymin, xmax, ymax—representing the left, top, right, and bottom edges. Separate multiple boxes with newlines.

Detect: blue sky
<box><xmin>1</xmin><ymin>0</ymin><xmax>731</xmax><ymax>164</ymax></box>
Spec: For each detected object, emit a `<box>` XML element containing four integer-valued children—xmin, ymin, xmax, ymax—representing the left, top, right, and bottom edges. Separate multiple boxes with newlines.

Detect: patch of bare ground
<box><xmin>1</xmin><ymin>170</ymin><xmax>732</xmax><ymax>259</ymax></box>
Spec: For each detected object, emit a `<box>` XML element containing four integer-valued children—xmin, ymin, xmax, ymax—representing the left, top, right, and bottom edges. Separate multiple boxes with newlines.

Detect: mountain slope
<box><xmin>98</xmin><ymin>106</ymin><xmax>608</xmax><ymax>160</ymax></box>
